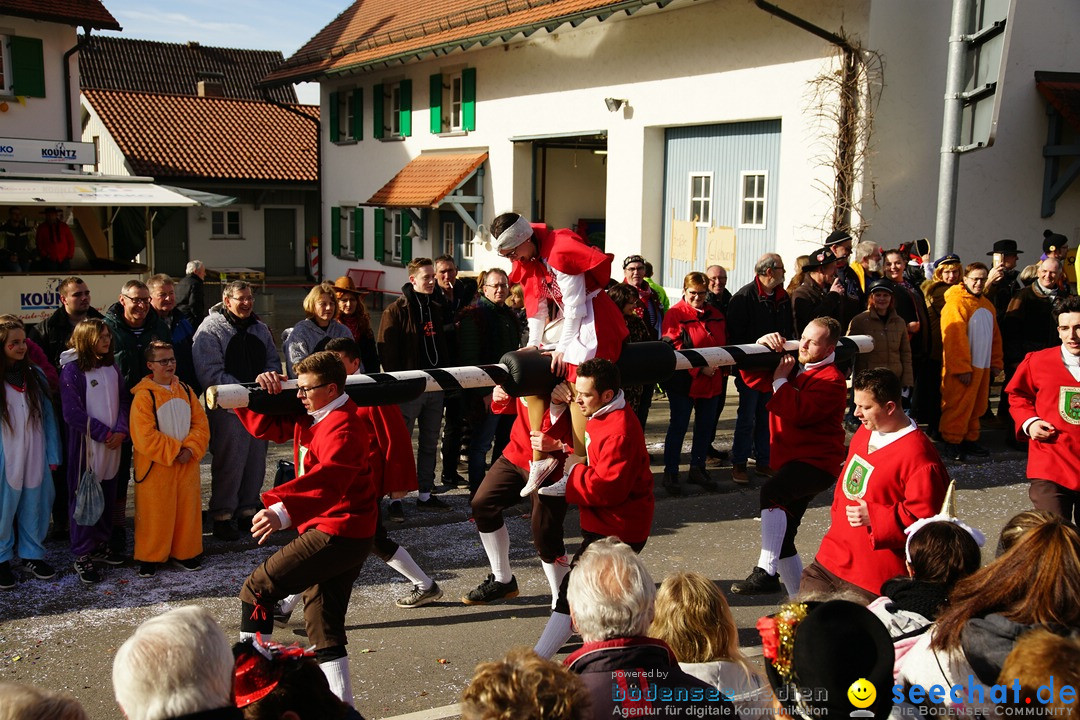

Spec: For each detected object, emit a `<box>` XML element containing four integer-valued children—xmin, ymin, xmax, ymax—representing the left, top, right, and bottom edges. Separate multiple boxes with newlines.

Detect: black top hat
<box><xmin>987</xmin><ymin>239</ymin><xmax>1022</xmax><ymax>256</ymax></box>
<box><xmin>867</xmin><ymin>278</ymin><xmax>895</xmax><ymax>295</ymax></box>
<box><xmin>803</xmin><ymin>247</ymin><xmax>838</xmax><ymax>270</ymax></box>
<box><xmin>1043</xmin><ymin>230</ymin><xmax>1069</xmax><ymax>255</ymax></box>
<box><xmin>761</xmin><ymin>601</ymin><xmax>895</xmax><ymax>720</ymax></box>
<box><xmin>825</xmin><ymin>230</ymin><xmax>852</xmax><ymax>247</ymax></box>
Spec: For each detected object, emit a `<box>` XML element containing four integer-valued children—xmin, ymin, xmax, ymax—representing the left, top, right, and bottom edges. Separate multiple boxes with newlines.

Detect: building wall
<box><xmin>80</xmin><ymin>98</ymin><xmax>133</xmax><ymax>176</ymax></box>
<box><xmin>865</xmin><ymin>0</ymin><xmax>1080</xmax><ymax>261</ymax></box>
<box><xmin>186</xmin><ymin>202</ymin><xmax>306</xmax><ymax>271</ymax></box>
<box><xmin>320</xmin><ymin>0</ymin><xmax>869</xmax><ymax>292</ymax></box>
<box><xmin>0</xmin><ymin>15</ymin><xmax>80</xmax><ymax>173</ymax></box>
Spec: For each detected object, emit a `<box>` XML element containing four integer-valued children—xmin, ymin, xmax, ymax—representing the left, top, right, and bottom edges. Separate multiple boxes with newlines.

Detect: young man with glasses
<box><xmin>193</xmin><ymin>280</ymin><xmax>281</xmax><ymax>540</ymax></box>
<box><xmin>939</xmin><ymin>262</ymin><xmax>1003</xmax><ymax>461</ymax></box>
<box><xmin>103</xmin><ymin>279</ymin><xmax>171</xmax><ymax>554</ymax></box>
<box><xmin>129</xmin><ymin>341</ymin><xmax>208</xmax><ymax>578</ymax></box>
<box><xmin>233</xmin><ymin>351</ymin><xmax>377</xmax><ymax>707</ymax></box>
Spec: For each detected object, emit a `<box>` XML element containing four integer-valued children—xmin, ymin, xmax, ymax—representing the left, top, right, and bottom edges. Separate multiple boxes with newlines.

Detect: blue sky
<box><xmin>96</xmin><ymin>0</ymin><xmax>343</xmax><ymax>103</ymax></box>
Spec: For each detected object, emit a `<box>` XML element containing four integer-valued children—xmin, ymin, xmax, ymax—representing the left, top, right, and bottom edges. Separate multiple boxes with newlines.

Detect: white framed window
<box><xmin>339</xmin><ymin>92</ymin><xmax>354</xmax><ymax>142</ymax></box>
<box><xmin>448</xmin><ymin>72</ymin><xmax>463</xmax><ymax>132</ymax></box>
<box><xmin>689</xmin><ymin>172</ymin><xmax>712</xmax><ymax>227</ymax></box>
<box><xmin>0</xmin><ymin>36</ymin><xmax>10</xmax><ymax>95</ymax></box>
<box><xmin>391</xmin><ymin>211</ymin><xmax>405</xmax><ymax>263</ymax></box>
<box><xmin>740</xmin><ymin>172</ymin><xmax>768</xmax><ymax>228</ymax></box>
<box><xmin>211</xmin><ymin>209</ymin><xmax>242</xmax><ymax>238</ymax></box>
<box><xmin>442</xmin><ymin>221</ymin><xmax>454</xmax><ymax>258</ymax></box>
<box><xmin>341</xmin><ymin>208</ymin><xmax>356</xmax><ymax>259</ymax></box>
<box><xmin>463</xmin><ymin>228</ymin><xmax>474</xmax><ymax>260</ymax></box>
<box><xmin>389</xmin><ymin>84</ymin><xmax>402</xmax><ymax>137</ymax></box>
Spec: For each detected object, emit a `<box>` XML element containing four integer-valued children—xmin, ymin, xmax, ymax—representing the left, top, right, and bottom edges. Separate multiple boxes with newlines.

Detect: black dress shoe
<box><xmin>942</xmin><ymin>442</ymin><xmax>965</xmax><ymax>462</ymax></box>
<box><xmin>960</xmin><ymin>440</ymin><xmax>990</xmax><ymax>457</ymax></box>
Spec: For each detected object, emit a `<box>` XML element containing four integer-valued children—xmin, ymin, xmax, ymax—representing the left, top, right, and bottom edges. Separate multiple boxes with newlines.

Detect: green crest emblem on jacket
<box><xmin>1060</xmin><ymin>387</ymin><xmax>1080</xmax><ymax>425</ymax></box>
<box><xmin>842</xmin><ymin>454</ymin><xmax>874</xmax><ymax>500</ymax></box>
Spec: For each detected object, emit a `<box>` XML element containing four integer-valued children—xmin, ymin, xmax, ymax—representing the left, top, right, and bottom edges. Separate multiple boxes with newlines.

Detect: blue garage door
<box><xmin>661</xmin><ymin>120</ymin><xmax>781</xmax><ymax>290</ymax></box>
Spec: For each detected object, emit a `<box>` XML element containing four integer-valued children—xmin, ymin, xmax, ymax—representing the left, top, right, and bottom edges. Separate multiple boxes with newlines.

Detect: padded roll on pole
<box><xmin>206</xmin><ymin>336</ymin><xmax>873</xmax><ymax>413</ymax></box>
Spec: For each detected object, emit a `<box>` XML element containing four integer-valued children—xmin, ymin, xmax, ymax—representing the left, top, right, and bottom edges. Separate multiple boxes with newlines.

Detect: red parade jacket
<box><xmin>1007</xmin><ymin>347</ymin><xmax>1080</xmax><ymax>491</ymax></box>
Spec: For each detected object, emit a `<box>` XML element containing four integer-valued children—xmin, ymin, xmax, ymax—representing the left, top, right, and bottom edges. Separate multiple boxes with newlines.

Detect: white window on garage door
<box><xmin>740</xmin><ymin>172</ymin><xmax>767</xmax><ymax>229</ymax></box>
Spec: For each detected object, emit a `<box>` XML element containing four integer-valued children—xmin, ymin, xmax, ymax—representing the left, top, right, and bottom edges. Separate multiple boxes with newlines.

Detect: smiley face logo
<box><xmin>848</xmin><ymin>678</ymin><xmax>876</xmax><ymax>709</ymax></box>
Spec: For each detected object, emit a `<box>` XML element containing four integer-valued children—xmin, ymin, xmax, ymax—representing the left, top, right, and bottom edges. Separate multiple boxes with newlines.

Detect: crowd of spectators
<box><xmin>3</xmin><ymin>223</ymin><xmax>1080</xmax><ymax>718</ymax></box>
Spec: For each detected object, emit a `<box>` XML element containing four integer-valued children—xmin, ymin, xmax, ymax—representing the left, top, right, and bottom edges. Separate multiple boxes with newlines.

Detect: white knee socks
<box><xmin>320</xmin><ymin>656</ymin><xmax>354</xmax><ymax>706</ymax></box>
<box><xmin>776</xmin><ymin>554</ymin><xmax>804</xmax><ymax>597</ymax></box>
<box><xmin>480</xmin><ymin>526</ymin><xmax>512</xmax><ymax>583</ymax></box>
<box><xmin>534</xmin><ymin>611</ymin><xmax>574</xmax><ymax>659</ymax></box>
<box><xmin>541</xmin><ymin>556</ymin><xmax>571</xmax><ymax>609</ymax></box>
<box><xmin>756</xmin><ymin>507</ymin><xmax>788</xmax><ymax>575</ymax></box>
<box><xmin>386</xmin><ymin>547</ymin><xmax>433</xmax><ymax>590</ymax></box>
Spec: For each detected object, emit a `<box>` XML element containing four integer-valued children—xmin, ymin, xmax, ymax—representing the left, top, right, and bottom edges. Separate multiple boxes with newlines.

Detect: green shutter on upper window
<box><xmin>401</xmin><ymin>213</ymin><xmax>413</xmax><ymax>264</ymax></box>
<box><xmin>374</xmin><ymin>208</ymin><xmax>386</xmax><ymax>262</ymax></box>
<box><xmin>328</xmin><ymin>91</ymin><xmax>340</xmax><ymax>143</ymax></box>
<box><xmin>330</xmin><ymin>206</ymin><xmax>341</xmax><ymax>256</ymax></box>
<box><xmin>353</xmin><ymin>208</ymin><xmax>364</xmax><ymax>259</ymax></box>
<box><xmin>10</xmin><ymin>36</ymin><xmax>46</xmax><ymax>98</ymax></box>
<box><xmin>351</xmin><ymin>88</ymin><xmax>363</xmax><ymax>141</ymax></box>
<box><xmin>429</xmin><ymin>73</ymin><xmax>443</xmax><ymax>134</ymax></box>
<box><xmin>462</xmin><ymin>68</ymin><xmax>476</xmax><ymax>131</ymax></box>
<box><xmin>399</xmin><ymin>79</ymin><xmax>412</xmax><ymax>137</ymax></box>
<box><xmin>373</xmin><ymin>84</ymin><xmax>384</xmax><ymax>139</ymax></box>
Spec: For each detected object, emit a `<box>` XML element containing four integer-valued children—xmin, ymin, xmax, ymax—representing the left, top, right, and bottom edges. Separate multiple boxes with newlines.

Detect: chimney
<box><xmin>196</xmin><ymin>71</ymin><xmax>226</xmax><ymax>98</ymax></box>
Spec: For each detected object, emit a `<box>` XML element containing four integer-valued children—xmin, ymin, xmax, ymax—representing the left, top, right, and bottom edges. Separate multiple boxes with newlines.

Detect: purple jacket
<box><xmin>60</xmin><ymin>360</ymin><xmax>130</xmax><ymax>472</ymax></box>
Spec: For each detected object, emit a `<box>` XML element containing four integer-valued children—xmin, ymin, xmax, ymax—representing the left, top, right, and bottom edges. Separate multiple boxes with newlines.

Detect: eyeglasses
<box><xmin>228</xmin><ymin>295</ymin><xmax>255</xmax><ymax>303</ymax></box>
<box><xmin>484</xmin><ymin>282</ymin><xmax>509</xmax><ymax>289</ymax></box>
<box><xmin>686</xmin><ymin>290</ymin><xmax>708</xmax><ymax>297</ymax></box>
<box><xmin>625</xmin><ymin>265</ymin><xmax>646</xmax><ymax>273</ymax></box>
<box><xmin>148</xmin><ymin>357</ymin><xmax>177</xmax><ymax>365</ymax></box>
<box><xmin>122</xmin><ymin>295</ymin><xmax>150</xmax><ymax>305</ymax></box>
<box><xmin>296</xmin><ymin>382</ymin><xmax>329</xmax><ymax>396</ymax></box>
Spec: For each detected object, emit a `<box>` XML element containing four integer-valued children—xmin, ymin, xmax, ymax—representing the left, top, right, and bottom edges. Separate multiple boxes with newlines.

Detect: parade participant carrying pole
<box><xmin>206</xmin><ymin>336</ymin><xmax>875</xmax><ymax>414</ymax></box>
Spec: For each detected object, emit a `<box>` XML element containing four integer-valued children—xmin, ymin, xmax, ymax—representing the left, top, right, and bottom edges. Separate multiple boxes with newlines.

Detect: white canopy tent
<box><xmin>0</xmin><ymin>174</ymin><xmax>198</xmax><ymax>207</ymax></box>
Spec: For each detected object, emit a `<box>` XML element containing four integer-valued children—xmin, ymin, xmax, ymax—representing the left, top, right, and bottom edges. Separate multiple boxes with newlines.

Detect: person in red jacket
<box><xmin>233</xmin><ymin>351</ymin><xmax>377</xmax><ymax>708</ymax></box>
<box><xmin>533</xmin><ymin>358</ymin><xmax>654</xmax><ymax>658</ymax></box>
<box><xmin>803</xmin><ymin>368</ymin><xmax>948</xmax><ymax>601</ymax></box>
<box><xmin>1006</xmin><ymin>294</ymin><xmax>1080</xmax><ymax>523</ymax></box>
<box><xmin>493</xmin><ymin>212</ymin><xmax>628</xmax><ymax>495</ymax></box>
<box><xmin>35</xmin><ymin>207</ymin><xmax>75</xmax><ymax>272</ymax></box>
<box><xmin>461</xmin><ymin>381</ymin><xmax>573</xmax><ymax>607</ymax></box>
<box><xmin>730</xmin><ymin>317</ymin><xmax>848</xmax><ymax>597</ymax></box>
<box><xmin>273</xmin><ymin>337</ymin><xmax>440</xmax><ymax>625</ymax></box>
<box><xmin>660</xmin><ymin>271</ymin><xmax>727</xmax><ymax>495</ymax></box>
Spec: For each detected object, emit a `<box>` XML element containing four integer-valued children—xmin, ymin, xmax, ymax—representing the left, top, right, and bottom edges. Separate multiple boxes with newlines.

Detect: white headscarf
<box><xmin>495</xmin><ymin>214</ymin><xmax>534</xmax><ymax>253</ymax></box>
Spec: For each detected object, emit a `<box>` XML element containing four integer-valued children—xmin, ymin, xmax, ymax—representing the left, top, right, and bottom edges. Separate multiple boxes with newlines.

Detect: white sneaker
<box><xmin>537</xmin><ymin>474</ymin><xmax>568</xmax><ymax>497</ymax></box>
<box><xmin>520</xmin><ymin>457</ymin><xmax>559</xmax><ymax>497</ymax></box>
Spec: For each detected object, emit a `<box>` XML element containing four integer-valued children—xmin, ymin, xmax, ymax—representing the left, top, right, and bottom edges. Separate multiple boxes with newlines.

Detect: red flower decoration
<box><xmin>757</xmin><ymin>616</ymin><xmax>779</xmax><ymax>660</ymax></box>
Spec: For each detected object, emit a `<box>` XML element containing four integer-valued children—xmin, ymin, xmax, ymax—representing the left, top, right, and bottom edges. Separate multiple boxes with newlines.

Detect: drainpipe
<box><xmin>263</xmin><ymin>93</ymin><xmax>322</xmax><ymax>279</ymax></box>
<box><xmin>754</xmin><ymin>0</ymin><xmax>859</xmax><ymax>233</ymax></box>
<box><xmin>63</xmin><ymin>27</ymin><xmax>91</xmax><ymax>170</ymax></box>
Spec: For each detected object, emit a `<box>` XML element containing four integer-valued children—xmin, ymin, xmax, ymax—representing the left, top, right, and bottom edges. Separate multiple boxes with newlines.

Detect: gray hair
<box><xmin>567</xmin><ymin>537</ymin><xmax>656</xmax><ymax>643</ymax></box>
<box><xmin>754</xmin><ymin>253</ymin><xmax>782</xmax><ymax>277</ymax></box>
<box><xmin>852</xmin><ymin>240</ymin><xmax>881</xmax><ymax>263</ymax></box>
<box><xmin>1041</xmin><ymin>257</ymin><xmax>1064</xmax><ymax>273</ymax></box>
<box><xmin>121</xmin><ymin>279</ymin><xmax>148</xmax><ymax>294</ymax></box>
<box><xmin>222</xmin><ymin>280</ymin><xmax>251</xmax><ymax>299</ymax></box>
<box><xmin>112</xmin><ymin>606</ymin><xmax>234</xmax><ymax>720</ymax></box>
<box><xmin>185</xmin><ymin>260</ymin><xmax>204</xmax><ymax>275</ymax></box>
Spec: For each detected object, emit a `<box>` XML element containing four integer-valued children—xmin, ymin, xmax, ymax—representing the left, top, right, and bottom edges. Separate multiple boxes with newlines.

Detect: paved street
<box><xmin>0</xmin><ymin>391</ymin><xmax>1030</xmax><ymax>720</ymax></box>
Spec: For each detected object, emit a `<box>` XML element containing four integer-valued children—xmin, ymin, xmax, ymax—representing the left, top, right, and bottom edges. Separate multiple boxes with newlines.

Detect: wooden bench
<box><xmin>346</xmin><ymin>268</ymin><xmax>387</xmax><ymax>309</ymax></box>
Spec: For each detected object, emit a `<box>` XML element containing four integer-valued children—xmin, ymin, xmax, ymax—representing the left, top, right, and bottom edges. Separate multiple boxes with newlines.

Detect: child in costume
<box><xmin>493</xmin><ymin>212</ymin><xmax>628</xmax><ymax>494</ymax></box>
<box><xmin>60</xmin><ymin>318</ymin><xmax>129</xmax><ymax>584</ymax></box>
<box><xmin>0</xmin><ymin>319</ymin><xmax>61</xmax><ymax>589</ymax></box>
<box><xmin>129</xmin><ymin>341</ymin><xmax>209</xmax><ymax>578</ymax></box>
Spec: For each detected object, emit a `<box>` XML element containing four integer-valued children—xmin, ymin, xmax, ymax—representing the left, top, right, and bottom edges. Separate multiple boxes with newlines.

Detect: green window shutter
<box><xmin>351</xmin><ymin>88</ymin><xmax>363</xmax><ymax>141</ymax></box>
<box><xmin>10</xmin><ymin>36</ymin><xmax>46</xmax><ymax>98</ymax></box>
<box><xmin>401</xmin><ymin>213</ymin><xmax>413</xmax><ymax>264</ymax></box>
<box><xmin>374</xmin><ymin>208</ymin><xmax>385</xmax><ymax>262</ymax></box>
<box><xmin>353</xmin><ymin>208</ymin><xmax>364</xmax><ymax>259</ymax></box>
<box><xmin>429</xmin><ymin>73</ymin><xmax>443</xmax><ymax>134</ymax></box>
<box><xmin>399</xmin><ymin>79</ymin><xmax>412</xmax><ymax>137</ymax></box>
<box><xmin>330</xmin><ymin>206</ymin><xmax>341</xmax><ymax>256</ymax></box>
<box><xmin>328</xmin><ymin>91</ymin><xmax>340</xmax><ymax>143</ymax></box>
<box><xmin>373</xmin><ymin>84</ymin><xmax>384</xmax><ymax>139</ymax></box>
<box><xmin>462</xmin><ymin>68</ymin><xmax>476</xmax><ymax>131</ymax></box>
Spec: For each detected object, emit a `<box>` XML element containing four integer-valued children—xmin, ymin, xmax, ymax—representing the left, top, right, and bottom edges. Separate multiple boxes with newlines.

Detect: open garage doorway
<box><xmin>511</xmin><ymin>131</ymin><xmax>608</xmax><ymax>249</ymax></box>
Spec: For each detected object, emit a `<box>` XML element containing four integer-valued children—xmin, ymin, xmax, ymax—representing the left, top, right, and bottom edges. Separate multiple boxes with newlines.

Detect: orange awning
<box><xmin>363</xmin><ymin>151</ymin><xmax>487</xmax><ymax>208</ymax></box>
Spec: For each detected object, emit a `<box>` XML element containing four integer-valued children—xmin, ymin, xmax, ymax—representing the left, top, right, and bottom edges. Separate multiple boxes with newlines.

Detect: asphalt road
<box><xmin>0</xmin><ymin>392</ymin><xmax>1031</xmax><ymax>720</ymax></box>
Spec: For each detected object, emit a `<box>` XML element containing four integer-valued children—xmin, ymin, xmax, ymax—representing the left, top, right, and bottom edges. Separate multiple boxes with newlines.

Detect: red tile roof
<box><xmin>83</xmin><ymin>88</ymin><xmax>319</xmax><ymax>183</ymax></box>
<box><xmin>364</xmin><ymin>151</ymin><xmax>488</xmax><ymax>208</ymax></box>
<box><xmin>80</xmin><ymin>36</ymin><xmax>297</xmax><ymax>104</ymax></box>
<box><xmin>1</xmin><ymin>0</ymin><xmax>121</xmax><ymax>30</ymax></box>
<box><xmin>265</xmin><ymin>0</ymin><xmax>654</xmax><ymax>84</ymax></box>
